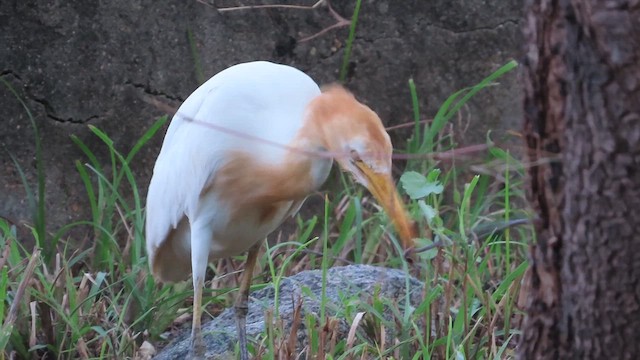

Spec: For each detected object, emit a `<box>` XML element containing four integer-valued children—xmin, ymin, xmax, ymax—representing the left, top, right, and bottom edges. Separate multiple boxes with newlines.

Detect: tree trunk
<box><xmin>519</xmin><ymin>0</ymin><xmax>640</xmax><ymax>358</ymax></box>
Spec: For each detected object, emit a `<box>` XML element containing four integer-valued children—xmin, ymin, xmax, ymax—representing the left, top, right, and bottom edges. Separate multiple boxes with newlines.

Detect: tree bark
<box><xmin>519</xmin><ymin>0</ymin><xmax>640</xmax><ymax>358</ymax></box>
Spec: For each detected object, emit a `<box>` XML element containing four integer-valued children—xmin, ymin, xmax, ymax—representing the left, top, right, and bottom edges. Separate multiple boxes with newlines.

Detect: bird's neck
<box><xmin>221</xmin><ymin>90</ymin><xmax>350</xmax><ymax>206</ymax></box>
<box><xmin>294</xmin><ymin>89</ymin><xmax>350</xmax><ymax>152</ymax></box>
<box><xmin>245</xmin><ymin>94</ymin><xmax>343</xmax><ymax>203</ymax></box>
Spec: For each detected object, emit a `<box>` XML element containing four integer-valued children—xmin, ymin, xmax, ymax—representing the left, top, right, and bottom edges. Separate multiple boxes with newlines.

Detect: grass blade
<box><xmin>1</xmin><ymin>79</ymin><xmax>49</xmax><ymax>263</ymax></box>
<box><xmin>339</xmin><ymin>0</ymin><xmax>362</xmax><ymax>82</ymax></box>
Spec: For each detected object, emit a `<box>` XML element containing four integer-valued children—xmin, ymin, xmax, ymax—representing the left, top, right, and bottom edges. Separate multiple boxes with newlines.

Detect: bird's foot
<box><xmin>188</xmin><ymin>330</ymin><xmax>206</xmax><ymax>360</ymax></box>
<box><xmin>237</xmin><ymin>335</ymin><xmax>250</xmax><ymax>360</ymax></box>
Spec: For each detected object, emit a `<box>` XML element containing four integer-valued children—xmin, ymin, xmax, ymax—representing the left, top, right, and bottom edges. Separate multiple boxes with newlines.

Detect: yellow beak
<box><xmin>356</xmin><ymin>162</ymin><xmax>416</xmax><ymax>252</ymax></box>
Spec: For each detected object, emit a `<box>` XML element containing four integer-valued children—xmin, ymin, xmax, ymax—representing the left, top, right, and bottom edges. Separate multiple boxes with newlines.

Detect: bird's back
<box><xmin>146</xmin><ymin>61</ymin><xmax>321</xmax><ymax>282</ymax></box>
<box><xmin>162</xmin><ymin>61</ymin><xmax>320</xmax><ymax>163</ymax></box>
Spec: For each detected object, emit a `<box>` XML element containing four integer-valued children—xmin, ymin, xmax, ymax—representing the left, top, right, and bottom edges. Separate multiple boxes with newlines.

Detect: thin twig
<box><xmin>154</xmin><ymin>93</ymin><xmax>553</xmax><ymax>164</ymax></box>
<box><xmin>299</xmin><ymin>20</ymin><xmax>350</xmax><ymax>42</ymax></box>
<box><xmin>182</xmin><ymin>114</ymin><xmax>347</xmax><ymax>160</ymax></box>
<box><xmin>300</xmin><ymin>0</ymin><xmax>351</xmax><ymax>42</ymax></box>
<box><xmin>271</xmin><ymin>247</ymin><xmax>355</xmax><ymax>265</ymax></box>
<box><xmin>385</xmin><ymin>118</ymin><xmax>434</xmax><ymax>131</ymax></box>
<box><xmin>214</xmin><ymin>0</ymin><xmax>325</xmax><ymax>12</ymax></box>
<box><xmin>210</xmin><ymin>0</ymin><xmax>351</xmax><ymax>42</ymax></box>
<box><xmin>411</xmin><ymin>218</ymin><xmax>532</xmax><ymax>254</ymax></box>
<box><xmin>411</xmin><ymin>239</ymin><xmax>447</xmax><ymax>254</ymax></box>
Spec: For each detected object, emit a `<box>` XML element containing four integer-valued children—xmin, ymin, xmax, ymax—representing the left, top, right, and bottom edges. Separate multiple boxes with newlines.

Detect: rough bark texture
<box><xmin>519</xmin><ymin>0</ymin><xmax>640</xmax><ymax>358</ymax></box>
<box><xmin>0</xmin><ymin>0</ymin><xmax>523</xmax><ymax>235</ymax></box>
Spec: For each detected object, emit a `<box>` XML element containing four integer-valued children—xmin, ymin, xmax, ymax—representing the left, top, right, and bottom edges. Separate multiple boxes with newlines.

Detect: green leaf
<box><xmin>418</xmin><ymin>200</ymin><xmax>438</xmax><ymax>223</ymax></box>
<box><xmin>400</xmin><ymin>171</ymin><xmax>444</xmax><ymax>200</ymax></box>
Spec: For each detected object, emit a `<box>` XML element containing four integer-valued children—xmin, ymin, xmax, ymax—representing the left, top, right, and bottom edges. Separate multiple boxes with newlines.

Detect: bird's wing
<box><xmin>145</xmin><ymin>61</ymin><xmax>321</xmax><ymax>281</ymax></box>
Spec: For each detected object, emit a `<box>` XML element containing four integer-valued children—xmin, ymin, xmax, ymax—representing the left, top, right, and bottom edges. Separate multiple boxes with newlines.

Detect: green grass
<box><xmin>0</xmin><ymin>58</ymin><xmax>528</xmax><ymax>359</ymax></box>
<box><xmin>339</xmin><ymin>0</ymin><xmax>363</xmax><ymax>83</ymax></box>
<box><xmin>1</xmin><ymin>3</ymin><xmax>529</xmax><ymax>357</ymax></box>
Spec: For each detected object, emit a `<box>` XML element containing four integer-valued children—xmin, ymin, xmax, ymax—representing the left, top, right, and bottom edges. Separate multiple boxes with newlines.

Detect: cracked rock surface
<box><xmin>1</xmin><ymin>0</ymin><xmax>523</xmax><ymax>235</ymax></box>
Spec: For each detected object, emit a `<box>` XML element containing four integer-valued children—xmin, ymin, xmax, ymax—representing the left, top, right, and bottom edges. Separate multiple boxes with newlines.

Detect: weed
<box><xmin>1</xmin><ymin>11</ymin><xmax>527</xmax><ymax>358</ymax></box>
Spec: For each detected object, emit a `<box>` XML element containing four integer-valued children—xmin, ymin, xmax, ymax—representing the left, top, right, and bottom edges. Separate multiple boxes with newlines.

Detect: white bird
<box><xmin>146</xmin><ymin>61</ymin><xmax>416</xmax><ymax>359</ymax></box>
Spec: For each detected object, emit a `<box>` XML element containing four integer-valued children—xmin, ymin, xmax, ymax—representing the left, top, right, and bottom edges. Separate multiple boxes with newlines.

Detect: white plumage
<box><xmin>146</xmin><ymin>61</ymin><xmax>324</xmax><ymax>281</ymax></box>
<box><xmin>145</xmin><ymin>61</ymin><xmax>415</xmax><ymax>359</ymax></box>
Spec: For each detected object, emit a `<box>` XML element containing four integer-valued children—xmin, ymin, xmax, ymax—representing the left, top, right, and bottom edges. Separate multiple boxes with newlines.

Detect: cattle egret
<box><xmin>146</xmin><ymin>61</ymin><xmax>416</xmax><ymax>359</ymax></box>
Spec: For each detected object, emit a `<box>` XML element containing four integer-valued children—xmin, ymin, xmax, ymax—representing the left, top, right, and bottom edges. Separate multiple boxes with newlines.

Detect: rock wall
<box><xmin>0</xmin><ymin>0</ymin><xmax>523</xmax><ymax>234</ymax></box>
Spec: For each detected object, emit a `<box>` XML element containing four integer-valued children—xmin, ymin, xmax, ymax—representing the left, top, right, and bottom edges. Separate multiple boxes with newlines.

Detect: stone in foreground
<box><xmin>153</xmin><ymin>265</ymin><xmax>424</xmax><ymax>359</ymax></box>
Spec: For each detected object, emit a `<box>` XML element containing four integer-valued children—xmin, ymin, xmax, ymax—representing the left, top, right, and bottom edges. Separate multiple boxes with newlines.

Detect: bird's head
<box><xmin>307</xmin><ymin>85</ymin><xmax>417</xmax><ymax>253</ymax></box>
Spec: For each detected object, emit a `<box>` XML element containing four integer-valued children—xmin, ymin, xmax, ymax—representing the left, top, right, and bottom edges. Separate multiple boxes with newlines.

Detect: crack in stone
<box><xmin>125</xmin><ymin>80</ymin><xmax>184</xmax><ymax>102</ymax></box>
<box><xmin>1</xmin><ymin>70</ymin><xmax>24</xmax><ymax>81</ymax></box>
<box><xmin>2</xmin><ymin>71</ymin><xmax>98</xmax><ymax>124</ymax></box>
<box><xmin>31</xmin><ymin>97</ymin><xmax>99</xmax><ymax>124</ymax></box>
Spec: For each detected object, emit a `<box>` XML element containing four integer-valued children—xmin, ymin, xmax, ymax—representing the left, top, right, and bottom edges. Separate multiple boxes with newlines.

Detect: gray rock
<box><xmin>153</xmin><ymin>265</ymin><xmax>424</xmax><ymax>360</ymax></box>
<box><xmin>1</xmin><ymin>0</ymin><xmax>523</xmax><ymax>236</ymax></box>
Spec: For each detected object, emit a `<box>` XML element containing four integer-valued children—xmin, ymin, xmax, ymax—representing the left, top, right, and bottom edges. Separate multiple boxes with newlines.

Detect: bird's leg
<box><xmin>189</xmin><ymin>223</ymin><xmax>211</xmax><ymax>359</ymax></box>
<box><xmin>235</xmin><ymin>242</ymin><xmax>261</xmax><ymax>360</ymax></box>
<box><xmin>190</xmin><ymin>276</ymin><xmax>205</xmax><ymax>359</ymax></box>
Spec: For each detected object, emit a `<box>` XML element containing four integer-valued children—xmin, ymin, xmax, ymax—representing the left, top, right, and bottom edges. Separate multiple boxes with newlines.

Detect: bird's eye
<box><xmin>350</xmin><ymin>149</ymin><xmax>362</xmax><ymax>163</ymax></box>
